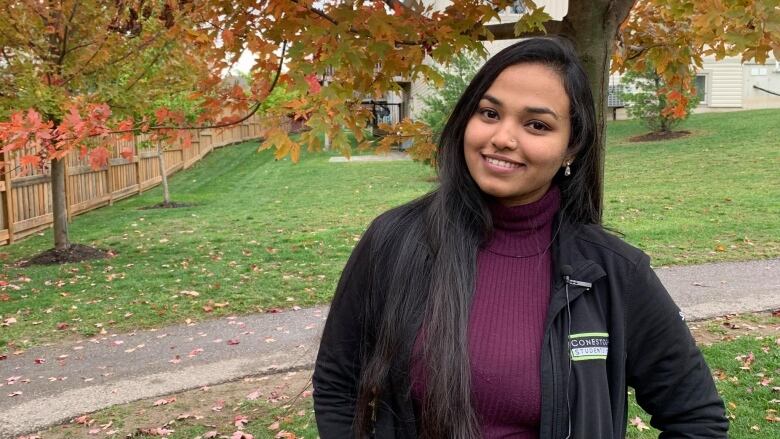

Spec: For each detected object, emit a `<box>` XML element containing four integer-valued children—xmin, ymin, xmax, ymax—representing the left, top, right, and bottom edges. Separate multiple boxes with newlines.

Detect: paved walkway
<box><xmin>2</xmin><ymin>258</ymin><xmax>779</xmax><ymax>436</ymax></box>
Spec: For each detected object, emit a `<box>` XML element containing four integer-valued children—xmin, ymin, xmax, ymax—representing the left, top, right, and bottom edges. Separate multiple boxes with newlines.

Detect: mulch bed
<box><xmin>138</xmin><ymin>201</ymin><xmax>195</xmax><ymax>210</ymax></box>
<box><xmin>18</xmin><ymin>244</ymin><xmax>113</xmax><ymax>266</ymax></box>
<box><xmin>629</xmin><ymin>130</ymin><xmax>691</xmax><ymax>142</ymax></box>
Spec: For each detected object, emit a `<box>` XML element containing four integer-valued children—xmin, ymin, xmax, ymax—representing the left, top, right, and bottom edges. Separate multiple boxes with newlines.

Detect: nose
<box><xmin>490</xmin><ymin>121</ymin><xmax>518</xmax><ymax>150</ymax></box>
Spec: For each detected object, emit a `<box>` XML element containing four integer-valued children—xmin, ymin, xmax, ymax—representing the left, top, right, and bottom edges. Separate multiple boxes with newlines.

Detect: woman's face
<box><xmin>464</xmin><ymin>63</ymin><xmax>572</xmax><ymax>206</ymax></box>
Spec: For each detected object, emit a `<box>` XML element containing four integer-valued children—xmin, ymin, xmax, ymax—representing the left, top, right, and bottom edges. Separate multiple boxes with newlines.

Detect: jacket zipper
<box><xmin>549</xmin><ymin>331</ymin><xmax>559</xmax><ymax>438</ymax></box>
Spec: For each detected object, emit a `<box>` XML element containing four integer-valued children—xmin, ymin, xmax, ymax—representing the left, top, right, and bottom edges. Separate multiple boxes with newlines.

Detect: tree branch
<box><xmin>483</xmin><ymin>20</ymin><xmax>565</xmax><ymax>40</ymax></box>
<box><xmin>57</xmin><ymin>0</ymin><xmax>81</xmax><ymax>66</ymax></box>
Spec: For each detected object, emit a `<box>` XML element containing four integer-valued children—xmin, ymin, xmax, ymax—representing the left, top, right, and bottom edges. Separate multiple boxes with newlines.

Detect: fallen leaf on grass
<box><xmin>202</xmin><ymin>432</ymin><xmax>218</xmax><ymax>439</ymax></box>
<box><xmin>180</xmin><ymin>290</ymin><xmax>200</xmax><ymax>297</ymax></box>
<box><xmin>56</xmin><ymin>322</ymin><xmax>69</xmax><ymax>330</ymax></box>
<box><xmin>275</xmin><ymin>431</ymin><xmax>297</xmax><ymax>439</ymax></box>
<box><xmin>34</xmin><ymin>358</ymin><xmax>45</xmax><ymax>364</ymax></box>
<box><xmin>629</xmin><ymin>416</ymin><xmax>649</xmax><ymax>431</ymax></box>
<box><xmin>212</xmin><ymin>399</ymin><xmax>225</xmax><ymax>411</ymax></box>
<box><xmin>235</xmin><ymin>415</ymin><xmax>249</xmax><ymax>427</ymax></box>
<box><xmin>169</xmin><ymin>355</ymin><xmax>181</xmax><ymax>364</ymax></box>
<box><xmin>153</xmin><ymin>397</ymin><xmax>176</xmax><ymax>406</ymax></box>
<box><xmin>766</xmin><ymin>409</ymin><xmax>780</xmax><ymax>422</ymax></box>
<box><xmin>227</xmin><ymin>339</ymin><xmax>240</xmax><ymax>345</ymax></box>
<box><xmin>268</xmin><ymin>421</ymin><xmax>280</xmax><ymax>431</ymax></box>
<box><xmin>2</xmin><ymin>317</ymin><xmax>16</xmax><ymax>326</ymax></box>
<box><xmin>7</xmin><ymin>391</ymin><xmax>22</xmax><ymax>397</ymax></box>
<box><xmin>136</xmin><ymin>427</ymin><xmax>175</xmax><ymax>436</ymax></box>
<box><xmin>247</xmin><ymin>390</ymin><xmax>262</xmax><ymax>400</ymax></box>
<box><xmin>232</xmin><ymin>432</ymin><xmax>254</xmax><ymax>439</ymax></box>
<box><xmin>736</xmin><ymin>352</ymin><xmax>755</xmax><ymax>370</ymax></box>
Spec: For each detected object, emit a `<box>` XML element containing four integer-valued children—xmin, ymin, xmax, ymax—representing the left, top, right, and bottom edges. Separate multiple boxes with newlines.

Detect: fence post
<box><xmin>134</xmin><ymin>134</ymin><xmax>143</xmax><ymax>195</ymax></box>
<box><xmin>106</xmin><ymin>141</ymin><xmax>114</xmax><ymax>206</ymax></box>
<box><xmin>2</xmin><ymin>148</ymin><xmax>15</xmax><ymax>244</ymax></box>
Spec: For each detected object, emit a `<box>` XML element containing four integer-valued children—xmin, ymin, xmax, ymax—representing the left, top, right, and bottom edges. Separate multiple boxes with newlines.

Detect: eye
<box><xmin>478</xmin><ymin>108</ymin><xmax>499</xmax><ymax>120</ymax></box>
<box><xmin>527</xmin><ymin>120</ymin><xmax>550</xmax><ymax>132</ymax></box>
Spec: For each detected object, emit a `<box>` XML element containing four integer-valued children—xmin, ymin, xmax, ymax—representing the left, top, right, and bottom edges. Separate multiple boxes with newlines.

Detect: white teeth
<box><xmin>485</xmin><ymin>157</ymin><xmax>520</xmax><ymax>169</ymax></box>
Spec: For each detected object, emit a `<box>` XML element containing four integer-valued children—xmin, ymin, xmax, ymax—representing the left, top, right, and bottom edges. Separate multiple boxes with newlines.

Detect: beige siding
<box><xmin>410</xmin><ymin>78</ymin><xmax>436</xmax><ymax>120</ymax></box>
<box><xmin>699</xmin><ymin>58</ymin><xmax>743</xmax><ymax>108</ymax></box>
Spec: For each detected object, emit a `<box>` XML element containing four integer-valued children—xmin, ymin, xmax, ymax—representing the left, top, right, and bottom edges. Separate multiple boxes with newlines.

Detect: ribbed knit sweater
<box><xmin>411</xmin><ymin>186</ymin><xmax>560</xmax><ymax>438</ymax></box>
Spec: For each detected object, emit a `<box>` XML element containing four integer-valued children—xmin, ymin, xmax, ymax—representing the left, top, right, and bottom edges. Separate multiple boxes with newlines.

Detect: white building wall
<box><xmin>741</xmin><ymin>60</ymin><xmax>780</xmax><ymax>109</ymax></box>
<box><xmin>699</xmin><ymin>57</ymin><xmax>743</xmax><ymax>108</ymax></box>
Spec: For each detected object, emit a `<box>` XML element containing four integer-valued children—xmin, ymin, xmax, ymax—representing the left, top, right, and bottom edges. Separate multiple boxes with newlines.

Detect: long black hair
<box><xmin>354</xmin><ymin>36</ymin><xmax>598</xmax><ymax>438</ymax></box>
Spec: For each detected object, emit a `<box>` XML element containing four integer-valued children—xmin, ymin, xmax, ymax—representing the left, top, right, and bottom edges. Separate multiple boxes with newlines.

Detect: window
<box><xmin>694</xmin><ymin>74</ymin><xmax>708</xmax><ymax>105</ymax></box>
<box><xmin>510</xmin><ymin>0</ymin><xmax>527</xmax><ymax>14</ymax></box>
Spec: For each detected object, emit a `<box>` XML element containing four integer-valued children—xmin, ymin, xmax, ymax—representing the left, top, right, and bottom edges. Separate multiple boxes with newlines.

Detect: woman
<box><xmin>313</xmin><ymin>37</ymin><xmax>727</xmax><ymax>438</ymax></box>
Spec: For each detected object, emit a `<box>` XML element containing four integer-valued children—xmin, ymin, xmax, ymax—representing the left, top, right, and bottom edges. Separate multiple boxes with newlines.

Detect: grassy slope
<box><xmin>1</xmin><ymin>109</ymin><xmax>779</xmax><ymax>349</ymax></box>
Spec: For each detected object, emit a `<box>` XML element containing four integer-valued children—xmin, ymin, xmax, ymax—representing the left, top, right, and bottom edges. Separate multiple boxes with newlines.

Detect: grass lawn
<box><xmin>603</xmin><ymin>109</ymin><xmax>780</xmax><ymax>265</ymax></box>
<box><xmin>38</xmin><ymin>313</ymin><xmax>779</xmax><ymax>438</ymax></box>
<box><xmin>1</xmin><ymin>109</ymin><xmax>779</xmax><ymax>350</ymax></box>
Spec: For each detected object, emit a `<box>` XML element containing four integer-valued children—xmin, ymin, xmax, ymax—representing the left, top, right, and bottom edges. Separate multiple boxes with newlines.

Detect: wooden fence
<box><xmin>0</xmin><ymin>114</ymin><xmax>288</xmax><ymax>246</ymax></box>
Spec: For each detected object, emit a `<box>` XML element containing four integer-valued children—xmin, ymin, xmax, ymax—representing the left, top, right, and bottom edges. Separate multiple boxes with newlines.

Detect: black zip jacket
<box><xmin>313</xmin><ymin>205</ymin><xmax>728</xmax><ymax>438</ymax></box>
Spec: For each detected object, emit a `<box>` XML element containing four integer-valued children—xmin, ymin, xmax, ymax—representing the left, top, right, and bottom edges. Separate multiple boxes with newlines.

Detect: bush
<box><xmin>420</xmin><ymin>51</ymin><xmax>482</xmax><ymax>142</ymax></box>
<box><xmin>620</xmin><ymin>65</ymin><xmax>698</xmax><ymax>133</ymax></box>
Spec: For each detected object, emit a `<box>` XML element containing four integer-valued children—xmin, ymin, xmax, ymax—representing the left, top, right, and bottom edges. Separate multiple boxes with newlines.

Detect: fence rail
<box><xmin>0</xmin><ymin>114</ymin><xmax>288</xmax><ymax>246</ymax></box>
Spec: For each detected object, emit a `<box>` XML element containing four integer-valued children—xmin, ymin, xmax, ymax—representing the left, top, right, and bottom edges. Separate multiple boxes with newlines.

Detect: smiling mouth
<box><xmin>484</xmin><ymin>155</ymin><xmax>522</xmax><ymax>169</ymax></box>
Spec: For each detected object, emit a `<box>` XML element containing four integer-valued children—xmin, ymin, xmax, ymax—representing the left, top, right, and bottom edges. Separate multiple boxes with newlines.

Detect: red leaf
<box><xmin>34</xmin><ymin>358</ymin><xmax>45</xmax><ymax>364</ymax></box>
<box><xmin>88</xmin><ymin>147</ymin><xmax>110</xmax><ymax>170</ymax></box>
<box><xmin>227</xmin><ymin>339</ymin><xmax>240</xmax><ymax>345</ymax></box>
<box><xmin>19</xmin><ymin>155</ymin><xmax>41</xmax><ymax>168</ymax></box>
<box><xmin>222</xmin><ymin>29</ymin><xmax>235</xmax><ymax>46</ymax></box>
<box><xmin>154</xmin><ymin>108</ymin><xmax>171</xmax><ymax>125</ymax></box>
<box><xmin>120</xmin><ymin>147</ymin><xmax>134</xmax><ymax>161</ymax></box>
<box><xmin>305</xmin><ymin>75</ymin><xmax>322</xmax><ymax>94</ymax></box>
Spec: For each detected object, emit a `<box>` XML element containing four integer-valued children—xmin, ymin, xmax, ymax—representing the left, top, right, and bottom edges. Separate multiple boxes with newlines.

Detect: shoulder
<box><xmin>363</xmin><ymin>193</ymin><xmax>434</xmax><ymax>246</ymax></box>
<box><xmin>568</xmin><ymin>222</ymin><xmax>651</xmax><ymax>271</ymax></box>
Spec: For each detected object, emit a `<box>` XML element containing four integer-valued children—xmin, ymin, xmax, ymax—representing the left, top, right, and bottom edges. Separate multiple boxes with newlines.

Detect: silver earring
<box><xmin>564</xmin><ymin>162</ymin><xmax>571</xmax><ymax>177</ymax></box>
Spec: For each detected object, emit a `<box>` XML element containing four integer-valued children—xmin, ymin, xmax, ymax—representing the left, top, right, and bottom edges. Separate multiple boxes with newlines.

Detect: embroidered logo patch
<box><xmin>569</xmin><ymin>332</ymin><xmax>609</xmax><ymax>361</ymax></box>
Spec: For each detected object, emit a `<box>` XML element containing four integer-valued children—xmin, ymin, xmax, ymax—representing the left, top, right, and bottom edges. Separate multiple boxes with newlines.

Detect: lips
<box><xmin>482</xmin><ymin>154</ymin><xmax>523</xmax><ymax>170</ymax></box>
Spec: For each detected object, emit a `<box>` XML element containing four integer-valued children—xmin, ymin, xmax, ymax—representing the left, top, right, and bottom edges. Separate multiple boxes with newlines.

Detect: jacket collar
<box><xmin>549</xmin><ymin>216</ymin><xmax>607</xmax><ymax>305</ymax></box>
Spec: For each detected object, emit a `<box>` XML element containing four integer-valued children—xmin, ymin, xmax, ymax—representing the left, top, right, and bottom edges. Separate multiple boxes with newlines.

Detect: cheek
<box><xmin>463</xmin><ymin>118</ymin><xmax>487</xmax><ymax>148</ymax></box>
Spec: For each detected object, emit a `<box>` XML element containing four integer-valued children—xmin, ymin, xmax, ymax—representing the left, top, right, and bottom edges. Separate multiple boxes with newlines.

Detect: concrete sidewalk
<box><xmin>2</xmin><ymin>258</ymin><xmax>779</xmax><ymax>436</ymax></box>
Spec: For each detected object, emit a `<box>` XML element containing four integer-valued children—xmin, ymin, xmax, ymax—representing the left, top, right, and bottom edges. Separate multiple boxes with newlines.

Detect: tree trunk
<box><xmin>51</xmin><ymin>157</ymin><xmax>70</xmax><ymax>251</ymax></box>
<box><xmin>559</xmin><ymin>0</ymin><xmax>636</xmax><ymax>223</ymax></box>
<box><xmin>157</xmin><ymin>142</ymin><xmax>170</xmax><ymax>205</ymax></box>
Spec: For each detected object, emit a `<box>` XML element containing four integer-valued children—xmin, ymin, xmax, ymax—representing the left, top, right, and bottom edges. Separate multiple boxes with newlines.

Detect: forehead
<box><xmin>483</xmin><ymin>63</ymin><xmax>569</xmax><ymax>115</ymax></box>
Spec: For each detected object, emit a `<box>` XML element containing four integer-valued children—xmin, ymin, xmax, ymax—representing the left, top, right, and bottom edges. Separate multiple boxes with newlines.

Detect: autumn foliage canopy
<box><xmin>1</xmin><ymin>0</ymin><xmax>779</xmax><ymax>170</ymax></box>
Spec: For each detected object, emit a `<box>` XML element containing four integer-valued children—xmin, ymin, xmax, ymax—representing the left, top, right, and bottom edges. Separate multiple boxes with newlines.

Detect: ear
<box><xmin>562</xmin><ymin>156</ymin><xmax>574</xmax><ymax>167</ymax></box>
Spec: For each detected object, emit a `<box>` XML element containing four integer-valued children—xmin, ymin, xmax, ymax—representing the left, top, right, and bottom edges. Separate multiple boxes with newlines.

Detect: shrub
<box><xmin>620</xmin><ymin>65</ymin><xmax>698</xmax><ymax>133</ymax></box>
<box><xmin>420</xmin><ymin>51</ymin><xmax>482</xmax><ymax>142</ymax></box>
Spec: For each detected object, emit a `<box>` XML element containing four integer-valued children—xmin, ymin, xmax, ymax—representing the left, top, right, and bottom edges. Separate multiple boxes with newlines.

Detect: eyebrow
<box><xmin>481</xmin><ymin>94</ymin><xmax>560</xmax><ymax>120</ymax></box>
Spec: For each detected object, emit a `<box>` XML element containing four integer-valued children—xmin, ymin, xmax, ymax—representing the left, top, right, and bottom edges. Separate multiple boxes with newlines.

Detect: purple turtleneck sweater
<box><xmin>411</xmin><ymin>186</ymin><xmax>560</xmax><ymax>439</ymax></box>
